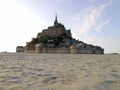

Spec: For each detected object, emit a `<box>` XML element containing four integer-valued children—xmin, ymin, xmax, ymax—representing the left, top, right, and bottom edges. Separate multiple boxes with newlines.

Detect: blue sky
<box><xmin>0</xmin><ymin>0</ymin><xmax>120</xmax><ymax>53</ymax></box>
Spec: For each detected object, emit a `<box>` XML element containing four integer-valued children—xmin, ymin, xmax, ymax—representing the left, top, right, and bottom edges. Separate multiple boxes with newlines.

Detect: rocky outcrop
<box><xmin>16</xmin><ymin>15</ymin><xmax>104</xmax><ymax>54</ymax></box>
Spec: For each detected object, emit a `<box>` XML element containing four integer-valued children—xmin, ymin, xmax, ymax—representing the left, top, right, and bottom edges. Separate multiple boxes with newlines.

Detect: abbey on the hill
<box><xmin>37</xmin><ymin>15</ymin><xmax>72</xmax><ymax>39</ymax></box>
<box><xmin>16</xmin><ymin>15</ymin><xmax>104</xmax><ymax>54</ymax></box>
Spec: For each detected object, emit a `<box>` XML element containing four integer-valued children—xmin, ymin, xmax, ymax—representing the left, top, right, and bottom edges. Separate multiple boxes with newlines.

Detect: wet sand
<box><xmin>0</xmin><ymin>53</ymin><xmax>120</xmax><ymax>90</ymax></box>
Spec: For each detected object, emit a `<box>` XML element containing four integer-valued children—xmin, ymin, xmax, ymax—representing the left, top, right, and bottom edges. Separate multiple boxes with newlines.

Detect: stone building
<box><xmin>37</xmin><ymin>15</ymin><xmax>71</xmax><ymax>39</ymax></box>
<box><xmin>16</xmin><ymin>15</ymin><xmax>104</xmax><ymax>54</ymax></box>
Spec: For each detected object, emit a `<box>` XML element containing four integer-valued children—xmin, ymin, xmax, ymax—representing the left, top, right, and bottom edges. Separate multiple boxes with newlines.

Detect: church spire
<box><xmin>55</xmin><ymin>13</ymin><xmax>58</xmax><ymax>22</ymax></box>
<box><xmin>54</xmin><ymin>13</ymin><xmax>58</xmax><ymax>26</ymax></box>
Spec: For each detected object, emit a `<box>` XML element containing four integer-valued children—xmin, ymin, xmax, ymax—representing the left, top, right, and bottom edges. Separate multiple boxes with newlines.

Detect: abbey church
<box><xmin>16</xmin><ymin>15</ymin><xmax>104</xmax><ymax>54</ymax></box>
<box><xmin>37</xmin><ymin>15</ymin><xmax>71</xmax><ymax>39</ymax></box>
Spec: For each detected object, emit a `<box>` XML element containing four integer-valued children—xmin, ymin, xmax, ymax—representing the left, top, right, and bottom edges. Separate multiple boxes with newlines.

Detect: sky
<box><xmin>0</xmin><ymin>0</ymin><xmax>120</xmax><ymax>53</ymax></box>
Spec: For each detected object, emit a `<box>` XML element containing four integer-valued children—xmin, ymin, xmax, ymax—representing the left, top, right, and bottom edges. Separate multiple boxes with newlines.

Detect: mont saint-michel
<box><xmin>16</xmin><ymin>15</ymin><xmax>104</xmax><ymax>54</ymax></box>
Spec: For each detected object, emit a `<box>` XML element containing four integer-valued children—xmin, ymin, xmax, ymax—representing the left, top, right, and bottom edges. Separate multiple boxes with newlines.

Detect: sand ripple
<box><xmin>0</xmin><ymin>53</ymin><xmax>120</xmax><ymax>90</ymax></box>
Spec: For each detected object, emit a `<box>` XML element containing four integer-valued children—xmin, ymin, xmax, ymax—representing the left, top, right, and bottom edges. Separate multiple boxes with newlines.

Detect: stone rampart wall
<box><xmin>78</xmin><ymin>49</ymin><xmax>93</xmax><ymax>54</ymax></box>
<box><xmin>56</xmin><ymin>48</ymin><xmax>70</xmax><ymax>54</ymax></box>
<box><xmin>25</xmin><ymin>48</ymin><xmax>70</xmax><ymax>54</ymax></box>
<box><xmin>24</xmin><ymin>47</ymin><xmax>103</xmax><ymax>54</ymax></box>
<box><xmin>41</xmin><ymin>48</ymin><xmax>70</xmax><ymax>54</ymax></box>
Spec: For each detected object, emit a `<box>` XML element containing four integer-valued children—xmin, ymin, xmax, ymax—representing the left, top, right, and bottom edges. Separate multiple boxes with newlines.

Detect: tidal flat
<box><xmin>0</xmin><ymin>53</ymin><xmax>120</xmax><ymax>90</ymax></box>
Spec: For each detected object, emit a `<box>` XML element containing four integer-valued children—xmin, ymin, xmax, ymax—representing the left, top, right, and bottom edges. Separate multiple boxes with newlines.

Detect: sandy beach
<box><xmin>0</xmin><ymin>53</ymin><xmax>120</xmax><ymax>90</ymax></box>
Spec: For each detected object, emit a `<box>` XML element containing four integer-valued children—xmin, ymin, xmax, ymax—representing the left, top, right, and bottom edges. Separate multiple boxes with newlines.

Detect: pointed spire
<box><xmin>55</xmin><ymin>13</ymin><xmax>58</xmax><ymax>22</ymax></box>
<box><xmin>54</xmin><ymin>13</ymin><xmax>58</xmax><ymax>26</ymax></box>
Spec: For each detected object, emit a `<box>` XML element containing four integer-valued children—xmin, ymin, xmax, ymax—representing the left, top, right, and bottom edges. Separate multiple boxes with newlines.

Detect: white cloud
<box><xmin>72</xmin><ymin>0</ymin><xmax>111</xmax><ymax>35</ymax></box>
<box><xmin>94</xmin><ymin>19</ymin><xmax>110</xmax><ymax>31</ymax></box>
